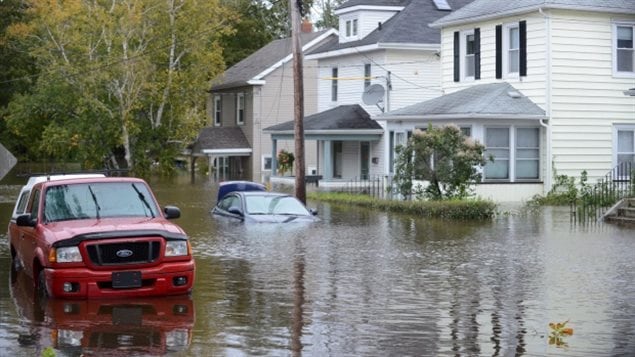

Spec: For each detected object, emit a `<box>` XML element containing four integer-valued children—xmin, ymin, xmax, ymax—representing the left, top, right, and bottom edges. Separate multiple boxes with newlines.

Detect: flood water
<box><xmin>1</xmin><ymin>173</ymin><xmax>634</xmax><ymax>356</ymax></box>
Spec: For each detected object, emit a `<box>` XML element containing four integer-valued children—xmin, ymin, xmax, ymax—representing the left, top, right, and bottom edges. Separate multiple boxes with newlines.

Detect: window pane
<box><xmin>346</xmin><ymin>21</ymin><xmax>351</xmax><ymax>36</ymax></box>
<box><xmin>460</xmin><ymin>127</ymin><xmax>471</xmax><ymax>137</ymax></box>
<box><xmin>509</xmin><ymin>49</ymin><xmax>519</xmax><ymax>73</ymax></box>
<box><xmin>617</xmin><ymin>49</ymin><xmax>634</xmax><ymax>72</ymax></box>
<box><xmin>486</xmin><ymin>128</ymin><xmax>510</xmax><ymax>147</ymax></box>
<box><xmin>618</xmin><ymin>130</ymin><xmax>634</xmax><ymax>152</ymax></box>
<box><xmin>264</xmin><ymin>157</ymin><xmax>272</xmax><ymax>170</ymax></box>
<box><xmin>618</xmin><ymin>154</ymin><xmax>635</xmax><ymax>165</ymax></box>
<box><xmin>353</xmin><ymin>19</ymin><xmax>358</xmax><ymax>36</ymax></box>
<box><xmin>331</xmin><ymin>68</ymin><xmax>338</xmax><ymax>101</ymax></box>
<box><xmin>509</xmin><ymin>27</ymin><xmax>519</xmax><ymax>49</ymax></box>
<box><xmin>618</xmin><ymin>26</ymin><xmax>633</xmax><ymax>48</ymax></box>
<box><xmin>517</xmin><ymin>128</ymin><xmax>539</xmax><ymax>147</ymax></box>
<box><xmin>516</xmin><ymin>148</ymin><xmax>538</xmax><ymax>159</ymax></box>
<box><xmin>487</xmin><ymin>148</ymin><xmax>510</xmax><ymax>159</ymax></box>
<box><xmin>466</xmin><ymin>34</ymin><xmax>475</xmax><ymax>54</ymax></box>
<box><xmin>516</xmin><ymin>161</ymin><xmax>539</xmax><ymax>179</ymax></box>
<box><xmin>485</xmin><ymin>160</ymin><xmax>509</xmax><ymax>179</ymax></box>
<box><xmin>465</xmin><ymin>56</ymin><xmax>475</xmax><ymax>76</ymax></box>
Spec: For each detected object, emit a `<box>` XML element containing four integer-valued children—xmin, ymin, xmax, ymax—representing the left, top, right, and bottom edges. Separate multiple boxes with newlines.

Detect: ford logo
<box><xmin>116</xmin><ymin>249</ymin><xmax>133</xmax><ymax>258</ymax></box>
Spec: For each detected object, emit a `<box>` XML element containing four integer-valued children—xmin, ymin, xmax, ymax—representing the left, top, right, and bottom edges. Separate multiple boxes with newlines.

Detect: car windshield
<box><xmin>44</xmin><ymin>182</ymin><xmax>160</xmax><ymax>222</ymax></box>
<box><xmin>244</xmin><ymin>195</ymin><xmax>310</xmax><ymax>216</ymax></box>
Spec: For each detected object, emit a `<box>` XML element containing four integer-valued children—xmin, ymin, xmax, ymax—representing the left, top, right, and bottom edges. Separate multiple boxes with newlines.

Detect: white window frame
<box><xmin>214</xmin><ymin>95</ymin><xmax>222</xmax><ymax>126</ymax></box>
<box><xmin>236</xmin><ymin>93</ymin><xmax>245</xmax><ymax>125</ymax></box>
<box><xmin>262</xmin><ymin>154</ymin><xmax>272</xmax><ymax>171</ymax></box>
<box><xmin>483</xmin><ymin>126</ymin><xmax>541</xmax><ymax>182</ymax></box>
<box><xmin>613</xmin><ymin>125</ymin><xmax>635</xmax><ymax>168</ymax></box>
<box><xmin>503</xmin><ymin>23</ymin><xmax>520</xmax><ymax>78</ymax></box>
<box><xmin>342</xmin><ymin>16</ymin><xmax>359</xmax><ymax>41</ymax></box>
<box><xmin>460</xmin><ymin>29</ymin><xmax>475</xmax><ymax>81</ymax></box>
<box><xmin>364</xmin><ymin>63</ymin><xmax>371</xmax><ymax>89</ymax></box>
<box><xmin>613</xmin><ymin>21</ymin><xmax>635</xmax><ymax>78</ymax></box>
<box><xmin>331</xmin><ymin>67</ymin><xmax>338</xmax><ymax>102</ymax></box>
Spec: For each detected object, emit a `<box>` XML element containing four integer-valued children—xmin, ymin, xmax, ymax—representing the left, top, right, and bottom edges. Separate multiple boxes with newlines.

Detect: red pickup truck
<box><xmin>8</xmin><ymin>174</ymin><xmax>195</xmax><ymax>299</ymax></box>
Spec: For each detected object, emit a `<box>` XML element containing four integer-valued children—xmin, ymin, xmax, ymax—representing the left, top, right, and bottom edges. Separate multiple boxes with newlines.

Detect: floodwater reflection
<box><xmin>1</xmin><ymin>174</ymin><xmax>635</xmax><ymax>356</ymax></box>
<box><xmin>9</xmin><ymin>268</ymin><xmax>194</xmax><ymax>356</ymax></box>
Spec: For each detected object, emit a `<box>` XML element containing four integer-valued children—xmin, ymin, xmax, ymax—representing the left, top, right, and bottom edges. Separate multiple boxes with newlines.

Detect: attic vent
<box><xmin>432</xmin><ymin>0</ymin><xmax>451</xmax><ymax>10</ymax></box>
<box><xmin>508</xmin><ymin>90</ymin><xmax>522</xmax><ymax>98</ymax></box>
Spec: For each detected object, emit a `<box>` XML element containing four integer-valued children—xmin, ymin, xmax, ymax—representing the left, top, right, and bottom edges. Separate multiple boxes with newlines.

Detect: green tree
<box><xmin>4</xmin><ymin>0</ymin><xmax>233</xmax><ymax>173</ymax></box>
<box><xmin>314</xmin><ymin>0</ymin><xmax>343</xmax><ymax>30</ymax></box>
<box><xmin>393</xmin><ymin>124</ymin><xmax>490</xmax><ymax>200</ymax></box>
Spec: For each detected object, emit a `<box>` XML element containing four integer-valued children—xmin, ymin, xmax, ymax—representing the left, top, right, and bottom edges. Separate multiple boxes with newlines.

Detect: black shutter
<box><xmin>453</xmin><ymin>31</ymin><xmax>460</xmax><ymax>82</ymax></box>
<box><xmin>495</xmin><ymin>25</ymin><xmax>502</xmax><ymax>79</ymax></box>
<box><xmin>474</xmin><ymin>28</ymin><xmax>481</xmax><ymax>80</ymax></box>
<box><xmin>519</xmin><ymin>20</ymin><xmax>527</xmax><ymax>77</ymax></box>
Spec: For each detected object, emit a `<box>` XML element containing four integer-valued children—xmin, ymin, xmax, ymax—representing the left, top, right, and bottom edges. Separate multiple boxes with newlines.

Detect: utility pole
<box><xmin>289</xmin><ymin>0</ymin><xmax>306</xmax><ymax>204</ymax></box>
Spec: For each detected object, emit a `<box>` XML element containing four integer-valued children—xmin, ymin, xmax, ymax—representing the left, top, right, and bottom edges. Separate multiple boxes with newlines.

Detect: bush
<box><xmin>309</xmin><ymin>192</ymin><xmax>497</xmax><ymax>220</ymax></box>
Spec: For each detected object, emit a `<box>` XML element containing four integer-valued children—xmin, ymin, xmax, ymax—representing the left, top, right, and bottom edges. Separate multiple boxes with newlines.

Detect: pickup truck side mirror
<box><xmin>16</xmin><ymin>214</ymin><xmax>36</xmax><ymax>227</ymax></box>
<box><xmin>164</xmin><ymin>206</ymin><xmax>181</xmax><ymax>219</ymax></box>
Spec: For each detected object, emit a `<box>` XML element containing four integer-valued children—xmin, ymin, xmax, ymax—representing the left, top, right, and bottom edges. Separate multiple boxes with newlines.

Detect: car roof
<box><xmin>24</xmin><ymin>173</ymin><xmax>106</xmax><ymax>190</ymax></box>
<box><xmin>240</xmin><ymin>191</ymin><xmax>290</xmax><ymax>197</ymax></box>
<box><xmin>217</xmin><ymin>181</ymin><xmax>266</xmax><ymax>202</ymax></box>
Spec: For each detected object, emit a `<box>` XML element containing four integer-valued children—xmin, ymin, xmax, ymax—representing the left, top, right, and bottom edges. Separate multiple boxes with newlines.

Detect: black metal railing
<box><xmin>339</xmin><ymin>175</ymin><xmax>392</xmax><ymax>199</ymax></box>
<box><xmin>572</xmin><ymin>161</ymin><xmax>635</xmax><ymax>222</ymax></box>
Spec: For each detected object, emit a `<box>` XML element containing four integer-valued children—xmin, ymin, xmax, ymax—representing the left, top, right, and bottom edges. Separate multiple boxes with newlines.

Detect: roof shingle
<box><xmin>264</xmin><ymin>105</ymin><xmax>382</xmax><ymax>132</ymax></box>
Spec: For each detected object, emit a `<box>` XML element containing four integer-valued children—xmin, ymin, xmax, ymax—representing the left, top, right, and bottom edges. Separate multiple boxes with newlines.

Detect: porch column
<box><xmin>208</xmin><ymin>155</ymin><xmax>214</xmax><ymax>179</ymax></box>
<box><xmin>271</xmin><ymin>139</ymin><xmax>278</xmax><ymax>177</ymax></box>
<box><xmin>323</xmin><ymin>140</ymin><xmax>332</xmax><ymax>180</ymax></box>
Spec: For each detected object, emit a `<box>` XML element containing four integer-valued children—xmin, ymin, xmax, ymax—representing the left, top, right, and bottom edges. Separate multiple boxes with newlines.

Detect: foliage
<box><xmin>3</xmin><ymin>0</ymin><xmax>233</xmax><ymax>173</ymax></box>
<box><xmin>528</xmin><ymin>170</ymin><xmax>590</xmax><ymax>206</ymax></box>
<box><xmin>277</xmin><ymin>149</ymin><xmax>294</xmax><ymax>175</ymax></box>
<box><xmin>308</xmin><ymin>192</ymin><xmax>497</xmax><ymax>220</ymax></box>
<box><xmin>314</xmin><ymin>0</ymin><xmax>343</xmax><ymax>29</ymax></box>
<box><xmin>392</xmin><ymin>124</ymin><xmax>490</xmax><ymax>201</ymax></box>
<box><xmin>549</xmin><ymin>320</ymin><xmax>573</xmax><ymax>348</ymax></box>
<box><xmin>41</xmin><ymin>347</ymin><xmax>56</xmax><ymax>357</ymax></box>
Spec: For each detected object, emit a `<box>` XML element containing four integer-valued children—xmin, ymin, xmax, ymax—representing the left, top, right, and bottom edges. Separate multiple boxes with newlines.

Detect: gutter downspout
<box><xmin>539</xmin><ymin>7</ymin><xmax>553</xmax><ymax>194</ymax></box>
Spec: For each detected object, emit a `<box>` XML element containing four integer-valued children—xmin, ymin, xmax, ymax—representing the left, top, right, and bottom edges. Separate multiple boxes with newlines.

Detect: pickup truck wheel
<box><xmin>37</xmin><ymin>270</ymin><xmax>49</xmax><ymax>300</ymax></box>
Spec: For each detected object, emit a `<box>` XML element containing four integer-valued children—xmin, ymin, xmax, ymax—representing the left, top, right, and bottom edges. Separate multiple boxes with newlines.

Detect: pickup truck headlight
<box><xmin>165</xmin><ymin>241</ymin><xmax>189</xmax><ymax>257</ymax></box>
<box><xmin>55</xmin><ymin>247</ymin><xmax>83</xmax><ymax>263</ymax></box>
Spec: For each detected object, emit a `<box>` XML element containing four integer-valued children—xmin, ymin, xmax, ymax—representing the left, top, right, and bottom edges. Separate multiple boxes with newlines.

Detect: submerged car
<box><xmin>211</xmin><ymin>181</ymin><xmax>318</xmax><ymax>223</ymax></box>
<box><xmin>8</xmin><ymin>174</ymin><xmax>195</xmax><ymax>299</ymax></box>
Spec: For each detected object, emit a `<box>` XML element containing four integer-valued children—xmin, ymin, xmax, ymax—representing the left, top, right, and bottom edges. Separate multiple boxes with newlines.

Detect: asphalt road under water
<box><xmin>0</xmin><ymin>173</ymin><xmax>634</xmax><ymax>356</ymax></box>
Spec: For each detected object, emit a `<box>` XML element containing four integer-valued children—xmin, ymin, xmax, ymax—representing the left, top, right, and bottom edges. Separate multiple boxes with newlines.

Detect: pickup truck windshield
<box><xmin>44</xmin><ymin>182</ymin><xmax>160</xmax><ymax>222</ymax></box>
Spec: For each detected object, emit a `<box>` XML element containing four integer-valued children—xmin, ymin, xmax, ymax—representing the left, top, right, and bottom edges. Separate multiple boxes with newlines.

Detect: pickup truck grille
<box><xmin>86</xmin><ymin>241</ymin><xmax>161</xmax><ymax>265</ymax></box>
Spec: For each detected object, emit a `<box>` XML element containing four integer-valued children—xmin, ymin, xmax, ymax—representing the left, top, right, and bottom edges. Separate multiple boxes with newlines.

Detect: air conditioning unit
<box><xmin>307</xmin><ymin>166</ymin><xmax>317</xmax><ymax>175</ymax></box>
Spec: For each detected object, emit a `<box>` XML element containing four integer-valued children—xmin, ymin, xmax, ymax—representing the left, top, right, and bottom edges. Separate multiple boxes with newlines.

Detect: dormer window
<box><xmin>344</xmin><ymin>18</ymin><xmax>358</xmax><ymax>39</ymax></box>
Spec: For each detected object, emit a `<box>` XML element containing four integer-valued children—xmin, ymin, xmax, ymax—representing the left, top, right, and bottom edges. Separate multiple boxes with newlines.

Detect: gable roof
<box><xmin>264</xmin><ymin>105</ymin><xmax>383</xmax><ymax>133</ymax></box>
<box><xmin>432</xmin><ymin>0</ymin><xmax>635</xmax><ymax>27</ymax></box>
<box><xmin>379</xmin><ymin>82</ymin><xmax>546</xmax><ymax>120</ymax></box>
<box><xmin>190</xmin><ymin>127</ymin><xmax>252</xmax><ymax>155</ymax></box>
<box><xmin>211</xmin><ymin>29</ymin><xmax>335</xmax><ymax>91</ymax></box>
<box><xmin>308</xmin><ymin>0</ymin><xmax>474</xmax><ymax>56</ymax></box>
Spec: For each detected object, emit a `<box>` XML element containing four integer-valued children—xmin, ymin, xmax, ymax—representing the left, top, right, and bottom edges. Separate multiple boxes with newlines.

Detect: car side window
<box><xmin>29</xmin><ymin>189</ymin><xmax>40</xmax><ymax>218</ymax></box>
<box><xmin>219</xmin><ymin>195</ymin><xmax>239</xmax><ymax>211</ymax></box>
<box><xmin>14</xmin><ymin>190</ymin><xmax>30</xmax><ymax>216</ymax></box>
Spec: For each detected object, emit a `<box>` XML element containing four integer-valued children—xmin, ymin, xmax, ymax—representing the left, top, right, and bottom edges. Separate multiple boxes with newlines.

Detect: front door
<box><xmin>360</xmin><ymin>142</ymin><xmax>370</xmax><ymax>180</ymax></box>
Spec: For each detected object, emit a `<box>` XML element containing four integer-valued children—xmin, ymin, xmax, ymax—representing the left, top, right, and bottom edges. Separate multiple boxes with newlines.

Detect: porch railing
<box><xmin>571</xmin><ymin>161</ymin><xmax>635</xmax><ymax>221</ymax></box>
<box><xmin>339</xmin><ymin>175</ymin><xmax>393</xmax><ymax>200</ymax></box>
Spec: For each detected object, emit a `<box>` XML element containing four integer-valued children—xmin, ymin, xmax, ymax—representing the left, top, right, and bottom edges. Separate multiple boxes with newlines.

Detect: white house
<box><xmin>379</xmin><ymin>0</ymin><xmax>635</xmax><ymax>202</ymax></box>
<box><xmin>265</xmin><ymin>0</ymin><xmax>474</xmax><ymax>185</ymax></box>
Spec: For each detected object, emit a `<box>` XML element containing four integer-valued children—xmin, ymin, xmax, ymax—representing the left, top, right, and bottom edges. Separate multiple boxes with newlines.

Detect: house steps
<box><xmin>603</xmin><ymin>198</ymin><xmax>635</xmax><ymax>225</ymax></box>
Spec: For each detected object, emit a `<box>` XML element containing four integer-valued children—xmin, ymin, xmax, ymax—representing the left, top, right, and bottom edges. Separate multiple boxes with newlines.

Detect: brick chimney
<box><xmin>301</xmin><ymin>18</ymin><xmax>313</xmax><ymax>33</ymax></box>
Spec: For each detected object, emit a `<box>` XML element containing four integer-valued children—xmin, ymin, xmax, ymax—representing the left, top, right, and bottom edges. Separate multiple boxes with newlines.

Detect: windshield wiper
<box><xmin>88</xmin><ymin>185</ymin><xmax>101</xmax><ymax>219</ymax></box>
<box><xmin>132</xmin><ymin>183</ymin><xmax>155</xmax><ymax>218</ymax></box>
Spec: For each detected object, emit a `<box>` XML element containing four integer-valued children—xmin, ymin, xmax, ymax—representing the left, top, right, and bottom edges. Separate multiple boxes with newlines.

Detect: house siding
<box><xmin>548</xmin><ymin>9</ymin><xmax>635</xmax><ymax>180</ymax></box>
<box><xmin>251</xmin><ymin>59</ymin><xmax>320</xmax><ymax>181</ymax></box>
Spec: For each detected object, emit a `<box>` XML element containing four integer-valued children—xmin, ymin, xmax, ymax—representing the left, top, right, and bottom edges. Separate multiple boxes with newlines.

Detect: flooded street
<box><xmin>1</xmin><ymin>173</ymin><xmax>635</xmax><ymax>356</ymax></box>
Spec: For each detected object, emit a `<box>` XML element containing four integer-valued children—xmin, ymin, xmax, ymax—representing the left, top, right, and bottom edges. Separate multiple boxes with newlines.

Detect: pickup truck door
<box><xmin>17</xmin><ymin>188</ymin><xmax>41</xmax><ymax>278</ymax></box>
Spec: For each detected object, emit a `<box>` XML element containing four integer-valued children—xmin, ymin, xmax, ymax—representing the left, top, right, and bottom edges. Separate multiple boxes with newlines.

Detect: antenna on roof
<box><xmin>362</xmin><ymin>84</ymin><xmax>386</xmax><ymax>112</ymax></box>
<box><xmin>432</xmin><ymin>0</ymin><xmax>452</xmax><ymax>11</ymax></box>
